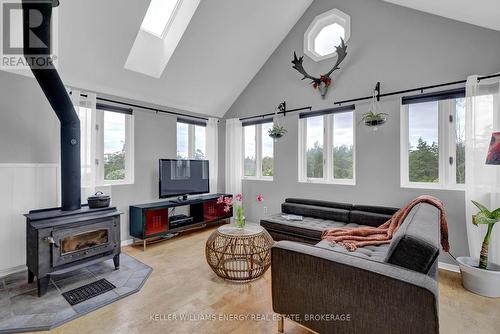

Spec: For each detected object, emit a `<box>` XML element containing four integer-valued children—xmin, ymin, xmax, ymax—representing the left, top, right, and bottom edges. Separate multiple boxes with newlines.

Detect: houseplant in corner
<box><xmin>457</xmin><ymin>201</ymin><xmax>500</xmax><ymax>297</ymax></box>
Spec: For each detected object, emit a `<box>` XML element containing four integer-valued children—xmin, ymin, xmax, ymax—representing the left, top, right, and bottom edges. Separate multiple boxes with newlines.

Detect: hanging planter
<box><xmin>268</xmin><ymin>125</ymin><xmax>287</xmax><ymax>140</ymax></box>
<box><xmin>361</xmin><ymin>112</ymin><xmax>388</xmax><ymax>127</ymax></box>
<box><xmin>269</xmin><ymin>102</ymin><xmax>287</xmax><ymax>141</ymax></box>
<box><xmin>361</xmin><ymin>83</ymin><xmax>387</xmax><ymax>131</ymax></box>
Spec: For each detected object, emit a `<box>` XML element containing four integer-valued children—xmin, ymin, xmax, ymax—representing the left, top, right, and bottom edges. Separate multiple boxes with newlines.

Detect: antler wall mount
<box><xmin>291</xmin><ymin>38</ymin><xmax>348</xmax><ymax>99</ymax></box>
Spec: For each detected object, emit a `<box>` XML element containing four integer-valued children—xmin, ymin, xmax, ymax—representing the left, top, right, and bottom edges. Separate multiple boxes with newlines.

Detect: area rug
<box><xmin>0</xmin><ymin>254</ymin><xmax>152</xmax><ymax>333</ymax></box>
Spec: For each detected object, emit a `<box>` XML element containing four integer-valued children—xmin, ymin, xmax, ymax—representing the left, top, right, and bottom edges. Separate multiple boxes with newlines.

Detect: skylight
<box><xmin>141</xmin><ymin>0</ymin><xmax>183</xmax><ymax>38</ymax></box>
<box><xmin>125</xmin><ymin>0</ymin><xmax>201</xmax><ymax>78</ymax></box>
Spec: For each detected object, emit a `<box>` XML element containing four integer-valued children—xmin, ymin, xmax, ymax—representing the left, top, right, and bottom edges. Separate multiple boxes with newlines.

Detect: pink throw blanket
<box><xmin>322</xmin><ymin>195</ymin><xmax>450</xmax><ymax>252</ymax></box>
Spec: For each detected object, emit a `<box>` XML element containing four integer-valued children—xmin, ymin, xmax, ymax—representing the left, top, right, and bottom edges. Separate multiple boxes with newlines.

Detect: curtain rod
<box><xmin>239</xmin><ymin>105</ymin><xmax>312</xmax><ymax>121</ymax></box>
<box><xmin>78</xmin><ymin>93</ymin><xmax>210</xmax><ymax>121</ymax></box>
<box><xmin>334</xmin><ymin>73</ymin><xmax>500</xmax><ymax>106</ymax></box>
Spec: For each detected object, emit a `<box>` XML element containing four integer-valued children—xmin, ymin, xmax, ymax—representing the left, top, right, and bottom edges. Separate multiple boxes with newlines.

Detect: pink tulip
<box><xmin>235</xmin><ymin>194</ymin><xmax>243</xmax><ymax>202</ymax></box>
<box><xmin>256</xmin><ymin>194</ymin><xmax>264</xmax><ymax>202</ymax></box>
<box><xmin>223</xmin><ymin>205</ymin><xmax>231</xmax><ymax>213</ymax></box>
<box><xmin>224</xmin><ymin>197</ymin><xmax>233</xmax><ymax>206</ymax></box>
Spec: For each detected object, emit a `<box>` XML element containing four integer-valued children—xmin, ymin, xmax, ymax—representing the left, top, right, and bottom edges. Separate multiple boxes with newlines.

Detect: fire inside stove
<box><xmin>61</xmin><ymin>229</ymin><xmax>109</xmax><ymax>255</ymax></box>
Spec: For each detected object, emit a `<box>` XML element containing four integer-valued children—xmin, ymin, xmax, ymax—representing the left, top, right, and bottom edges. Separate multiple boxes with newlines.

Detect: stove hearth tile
<box><xmin>0</xmin><ymin>254</ymin><xmax>151</xmax><ymax>333</ymax></box>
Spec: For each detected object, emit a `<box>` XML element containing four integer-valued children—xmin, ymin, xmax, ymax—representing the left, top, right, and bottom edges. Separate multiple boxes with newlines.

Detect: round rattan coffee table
<box><xmin>205</xmin><ymin>224</ymin><xmax>274</xmax><ymax>282</ymax></box>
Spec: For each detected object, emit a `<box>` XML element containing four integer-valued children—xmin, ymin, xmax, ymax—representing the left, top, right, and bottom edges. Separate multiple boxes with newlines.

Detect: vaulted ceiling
<box><xmin>384</xmin><ymin>0</ymin><xmax>500</xmax><ymax>32</ymax></box>
<box><xmin>45</xmin><ymin>0</ymin><xmax>500</xmax><ymax>118</ymax></box>
<box><xmin>55</xmin><ymin>0</ymin><xmax>313</xmax><ymax>118</ymax></box>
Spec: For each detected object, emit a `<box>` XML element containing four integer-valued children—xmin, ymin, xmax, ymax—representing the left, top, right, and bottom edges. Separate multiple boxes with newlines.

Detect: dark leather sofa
<box><xmin>261</xmin><ymin>198</ymin><xmax>441</xmax><ymax>334</ymax></box>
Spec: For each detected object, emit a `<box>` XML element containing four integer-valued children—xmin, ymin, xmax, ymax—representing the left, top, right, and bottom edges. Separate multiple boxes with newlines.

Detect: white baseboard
<box><xmin>438</xmin><ymin>262</ymin><xmax>460</xmax><ymax>273</ymax></box>
<box><xmin>121</xmin><ymin>239</ymin><xmax>134</xmax><ymax>247</ymax></box>
<box><xmin>0</xmin><ymin>265</ymin><xmax>27</xmax><ymax>279</ymax></box>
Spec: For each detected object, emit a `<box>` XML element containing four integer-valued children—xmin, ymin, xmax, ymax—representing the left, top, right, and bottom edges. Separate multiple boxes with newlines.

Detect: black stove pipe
<box><xmin>22</xmin><ymin>0</ymin><xmax>81</xmax><ymax>211</ymax></box>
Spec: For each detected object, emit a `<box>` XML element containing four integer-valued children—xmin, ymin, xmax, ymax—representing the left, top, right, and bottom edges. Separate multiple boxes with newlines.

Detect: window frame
<box><xmin>242</xmin><ymin>122</ymin><xmax>274</xmax><ymax>181</ymax></box>
<box><xmin>176</xmin><ymin>120</ymin><xmax>207</xmax><ymax>160</ymax></box>
<box><xmin>304</xmin><ymin>8</ymin><xmax>351</xmax><ymax>62</ymax></box>
<box><xmin>400</xmin><ymin>99</ymin><xmax>465</xmax><ymax>191</ymax></box>
<box><xmin>96</xmin><ymin>109</ymin><xmax>135</xmax><ymax>186</ymax></box>
<box><xmin>298</xmin><ymin>112</ymin><xmax>356</xmax><ymax>185</ymax></box>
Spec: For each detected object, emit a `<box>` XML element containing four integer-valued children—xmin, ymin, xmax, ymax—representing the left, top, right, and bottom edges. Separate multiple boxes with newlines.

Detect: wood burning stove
<box><xmin>21</xmin><ymin>0</ymin><xmax>122</xmax><ymax>297</ymax></box>
<box><xmin>25</xmin><ymin>207</ymin><xmax>121</xmax><ymax>296</ymax></box>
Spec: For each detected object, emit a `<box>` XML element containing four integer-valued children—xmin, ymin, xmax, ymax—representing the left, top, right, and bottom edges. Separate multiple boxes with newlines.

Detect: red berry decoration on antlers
<box><xmin>292</xmin><ymin>38</ymin><xmax>348</xmax><ymax>98</ymax></box>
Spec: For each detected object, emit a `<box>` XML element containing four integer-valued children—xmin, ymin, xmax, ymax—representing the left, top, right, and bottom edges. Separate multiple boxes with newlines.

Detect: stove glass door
<box><xmin>61</xmin><ymin>229</ymin><xmax>109</xmax><ymax>255</ymax></box>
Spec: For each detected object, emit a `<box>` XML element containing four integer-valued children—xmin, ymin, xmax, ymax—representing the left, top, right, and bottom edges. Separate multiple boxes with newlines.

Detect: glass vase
<box><xmin>235</xmin><ymin>216</ymin><xmax>246</xmax><ymax>229</ymax></box>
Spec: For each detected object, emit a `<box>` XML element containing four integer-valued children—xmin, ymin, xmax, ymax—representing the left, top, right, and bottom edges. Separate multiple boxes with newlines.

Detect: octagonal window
<box><xmin>304</xmin><ymin>9</ymin><xmax>350</xmax><ymax>62</ymax></box>
<box><xmin>314</xmin><ymin>23</ymin><xmax>345</xmax><ymax>57</ymax></box>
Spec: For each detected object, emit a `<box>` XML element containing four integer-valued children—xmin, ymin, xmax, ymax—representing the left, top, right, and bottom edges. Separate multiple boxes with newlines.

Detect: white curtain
<box><xmin>67</xmin><ymin>88</ymin><xmax>98</xmax><ymax>202</ymax></box>
<box><xmin>465</xmin><ymin>74</ymin><xmax>500</xmax><ymax>263</ymax></box>
<box><xmin>206</xmin><ymin>118</ymin><xmax>218</xmax><ymax>194</ymax></box>
<box><xmin>225</xmin><ymin>118</ymin><xmax>243</xmax><ymax>195</ymax></box>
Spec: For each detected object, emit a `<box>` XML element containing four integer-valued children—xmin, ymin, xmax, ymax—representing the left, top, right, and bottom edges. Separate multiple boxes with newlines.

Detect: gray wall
<box><xmin>224</xmin><ymin>0</ymin><xmax>500</xmax><ymax>263</ymax></box>
<box><xmin>0</xmin><ymin>70</ymin><xmax>223</xmax><ymax>241</ymax></box>
<box><xmin>0</xmin><ymin>71</ymin><xmax>59</xmax><ymax>163</ymax></box>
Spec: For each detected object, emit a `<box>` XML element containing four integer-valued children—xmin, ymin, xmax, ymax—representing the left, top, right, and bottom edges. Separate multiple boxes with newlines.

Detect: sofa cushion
<box><xmin>315</xmin><ymin>239</ymin><xmax>390</xmax><ymax>263</ymax></box>
<box><xmin>352</xmin><ymin>204</ymin><xmax>399</xmax><ymax>216</ymax></box>
<box><xmin>384</xmin><ymin>204</ymin><xmax>440</xmax><ymax>274</ymax></box>
<box><xmin>285</xmin><ymin>198</ymin><xmax>353</xmax><ymax>210</ymax></box>
<box><xmin>261</xmin><ymin>214</ymin><xmax>357</xmax><ymax>241</ymax></box>
<box><xmin>350</xmin><ymin>204</ymin><xmax>399</xmax><ymax>227</ymax></box>
<box><xmin>281</xmin><ymin>203</ymin><xmax>350</xmax><ymax>222</ymax></box>
<box><xmin>350</xmin><ymin>210</ymin><xmax>393</xmax><ymax>227</ymax></box>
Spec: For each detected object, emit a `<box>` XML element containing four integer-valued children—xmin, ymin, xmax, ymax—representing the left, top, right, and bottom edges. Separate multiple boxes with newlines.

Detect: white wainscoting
<box><xmin>0</xmin><ymin>164</ymin><xmax>60</xmax><ymax>277</ymax></box>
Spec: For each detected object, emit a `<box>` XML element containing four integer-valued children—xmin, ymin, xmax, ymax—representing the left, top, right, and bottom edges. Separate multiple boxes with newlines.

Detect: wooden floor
<box><xmin>36</xmin><ymin>227</ymin><xmax>500</xmax><ymax>334</ymax></box>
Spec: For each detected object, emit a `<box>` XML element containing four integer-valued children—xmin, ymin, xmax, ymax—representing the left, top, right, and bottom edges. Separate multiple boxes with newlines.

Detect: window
<box><xmin>98</xmin><ymin>109</ymin><xmax>134</xmax><ymax>185</ymax></box>
<box><xmin>314</xmin><ymin>23</ymin><xmax>345</xmax><ymax>57</ymax></box>
<box><xmin>304</xmin><ymin>8</ymin><xmax>351</xmax><ymax>62</ymax></box>
<box><xmin>299</xmin><ymin>110</ymin><xmax>355</xmax><ymax>184</ymax></box>
<box><xmin>125</xmin><ymin>0</ymin><xmax>201</xmax><ymax>78</ymax></box>
<box><xmin>140</xmin><ymin>0</ymin><xmax>182</xmax><ymax>38</ymax></box>
<box><xmin>176</xmin><ymin>122</ymin><xmax>189</xmax><ymax>159</ymax></box>
<box><xmin>400</xmin><ymin>90</ymin><xmax>466</xmax><ymax>189</ymax></box>
<box><xmin>244</xmin><ymin>125</ymin><xmax>257</xmax><ymax>176</ymax></box>
<box><xmin>243</xmin><ymin>121</ymin><xmax>274</xmax><ymax>179</ymax></box>
<box><xmin>176</xmin><ymin>120</ymin><xmax>206</xmax><ymax>160</ymax></box>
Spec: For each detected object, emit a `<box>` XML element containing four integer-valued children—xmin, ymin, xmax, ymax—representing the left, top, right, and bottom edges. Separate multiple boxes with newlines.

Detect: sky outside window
<box><xmin>194</xmin><ymin>125</ymin><xmax>206</xmax><ymax>159</ymax></box>
<box><xmin>104</xmin><ymin>112</ymin><xmax>126</xmax><ymax>154</ymax></box>
<box><xmin>177</xmin><ymin>122</ymin><xmax>189</xmax><ymax>159</ymax></box>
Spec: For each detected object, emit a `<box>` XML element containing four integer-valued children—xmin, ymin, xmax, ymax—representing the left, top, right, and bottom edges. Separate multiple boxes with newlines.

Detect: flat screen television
<box><xmin>159</xmin><ymin>159</ymin><xmax>210</xmax><ymax>198</ymax></box>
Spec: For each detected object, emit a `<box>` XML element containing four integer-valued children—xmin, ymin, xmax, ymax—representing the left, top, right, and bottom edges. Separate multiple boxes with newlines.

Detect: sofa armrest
<box><xmin>271</xmin><ymin>241</ymin><xmax>439</xmax><ymax>334</ymax></box>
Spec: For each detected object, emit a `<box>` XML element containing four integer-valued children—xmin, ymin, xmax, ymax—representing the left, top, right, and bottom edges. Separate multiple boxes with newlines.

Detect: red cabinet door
<box><xmin>144</xmin><ymin>208</ymin><xmax>169</xmax><ymax>236</ymax></box>
<box><xmin>203</xmin><ymin>200</ymin><xmax>219</xmax><ymax>222</ymax></box>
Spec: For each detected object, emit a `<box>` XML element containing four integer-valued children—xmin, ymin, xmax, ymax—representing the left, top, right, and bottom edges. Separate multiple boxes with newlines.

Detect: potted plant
<box><xmin>361</xmin><ymin>86</ymin><xmax>388</xmax><ymax>131</ymax></box>
<box><xmin>360</xmin><ymin>111</ymin><xmax>388</xmax><ymax>127</ymax></box>
<box><xmin>217</xmin><ymin>194</ymin><xmax>265</xmax><ymax>229</ymax></box>
<box><xmin>268</xmin><ymin>124</ymin><xmax>287</xmax><ymax>141</ymax></box>
<box><xmin>457</xmin><ymin>201</ymin><xmax>500</xmax><ymax>297</ymax></box>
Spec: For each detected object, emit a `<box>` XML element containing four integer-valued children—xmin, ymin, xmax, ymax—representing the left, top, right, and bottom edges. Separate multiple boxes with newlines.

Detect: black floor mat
<box><xmin>62</xmin><ymin>278</ymin><xmax>116</xmax><ymax>306</ymax></box>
